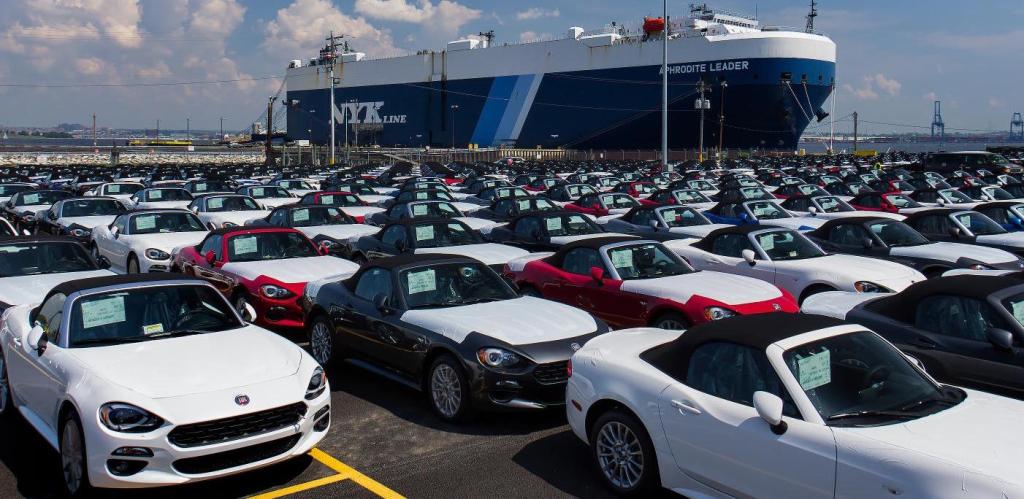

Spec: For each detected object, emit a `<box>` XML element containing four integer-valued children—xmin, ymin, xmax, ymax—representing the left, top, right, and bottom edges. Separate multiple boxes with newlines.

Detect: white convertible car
<box><xmin>0</xmin><ymin>237</ymin><xmax>114</xmax><ymax>313</ymax></box>
<box><xmin>129</xmin><ymin>188</ymin><xmax>194</xmax><ymax>211</ymax></box>
<box><xmin>188</xmin><ymin>194</ymin><xmax>270</xmax><ymax>230</ymax></box>
<box><xmin>566</xmin><ymin>313</ymin><xmax>1024</xmax><ymax>497</ymax></box>
<box><xmin>92</xmin><ymin>210</ymin><xmax>209</xmax><ymax>273</ymax></box>
<box><xmin>666</xmin><ymin>225</ymin><xmax>925</xmax><ymax>303</ymax></box>
<box><xmin>0</xmin><ymin>274</ymin><xmax>331</xmax><ymax>495</ymax></box>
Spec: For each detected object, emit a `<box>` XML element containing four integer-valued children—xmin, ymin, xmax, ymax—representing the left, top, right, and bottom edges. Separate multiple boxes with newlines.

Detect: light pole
<box><xmin>450</xmin><ymin>105</ymin><xmax>459</xmax><ymax>150</ymax></box>
<box><xmin>345</xmin><ymin>98</ymin><xmax>357</xmax><ymax>165</ymax></box>
<box><xmin>661</xmin><ymin>0</ymin><xmax>669</xmax><ymax>170</ymax></box>
<box><xmin>695</xmin><ymin>80</ymin><xmax>710</xmax><ymax>161</ymax></box>
<box><xmin>718</xmin><ymin>80</ymin><xmax>728</xmax><ymax>158</ymax></box>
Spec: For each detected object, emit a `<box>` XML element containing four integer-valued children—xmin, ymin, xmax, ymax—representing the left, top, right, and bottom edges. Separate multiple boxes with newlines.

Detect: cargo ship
<box><xmin>284</xmin><ymin>4</ymin><xmax>836</xmax><ymax>150</ymax></box>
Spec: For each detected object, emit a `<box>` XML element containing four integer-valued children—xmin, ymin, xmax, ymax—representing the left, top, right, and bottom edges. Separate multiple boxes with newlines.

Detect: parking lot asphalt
<box><xmin>0</xmin><ymin>357</ymin><xmax>675</xmax><ymax>498</ymax></box>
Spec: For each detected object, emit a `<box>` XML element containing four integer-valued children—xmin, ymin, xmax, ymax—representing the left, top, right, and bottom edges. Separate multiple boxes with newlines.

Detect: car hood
<box><xmin>454</xmin><ymin>217</ymin><xmax>500</xmax><ymax>233</ymax></box>
<box><xmin>223</xmin><ymin>256</ymin><xmax>359</xmax><ymax>284</ymax></box>
<box><xmin>890</xmin><ymin>242</ymin><xmax>1018</xmax><ymax>265</ymax></box>
<box><xmin>59</xmin><ymin>215</ymin><xmax>117</xmax><ymax>229</ymax></box>
<box><xmin>975</xmin><ymin>232</ymin><xmax>1024</xmax><ymax>247</ymax></box>
<box><xmin>68</xmin><ymin>326</ymin><xmax>303</xmax><ymax>399</ymax></box>
<box><xmin>838</xmin><ymin>389</ymin><xmax>1024</xmax><ymax>486</ymax></box>
<box><xmin>204</xmin><ymin>210</ymin><xmax>271</xmax><ymax>226</ymax></box>
<box><xmin>0</xmin><ymin>270</ymin><xmax>114</xmax><ymax>307</ymax></box>
<box><xmin>296</xmin><ymin>224</ymin><xmax>378</xmax><ymax>242</ymax></box>
<box><xmin>800</xmin><ymin>291</ymin><xmax>881</xmax><ymax>319</ymax></box>
<box><xmin>123</xmin><ymin>231</ymin><xmax>207</xmax><ymax>251</ymax></box>
<box><xmin>415</xmin><ymin>243</ymin><xmax>528</xmax><ymax>266</ymax></box>
<box><xmin>339</xmin><ymin>206</ymin><xmax>386</xmax><ymax>218</ymax></box>
<box><xmin>778</xmin><ymin>254</ymin><xmax>924</xmax><ymax>291</ymax></box>
<box><xmin>400</xmin><ymin>296</ymin><xmax>598</xmax><ymax>344</ymax></box>
<box><xmin>619</xmin><ymin>271</ymin><xmax>783</xmax><ymax>306</ymax></box>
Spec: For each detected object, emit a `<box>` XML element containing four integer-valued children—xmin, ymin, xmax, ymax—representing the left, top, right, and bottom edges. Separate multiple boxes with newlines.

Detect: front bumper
<box><xmin>468</xmin><ymin>360</ymin><xmax>571</xmax><ymax>410</ymax></box>
<box><xmin>86</xmin><ymin>392</ymin><xmax>330</xmax><ymax>489</ymax></box>
<box><xmin>251</xmin><ymin>294</ymin><xmax>306</xmax><ymax>330</ymax></box>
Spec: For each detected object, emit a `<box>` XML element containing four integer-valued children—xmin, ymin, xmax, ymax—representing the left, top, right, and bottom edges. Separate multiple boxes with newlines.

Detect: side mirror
<box><xmin>204</xmin><ymin>250</ymin><xmax>217</xmax><ymax>265</ymax></box>
<box><xmin>318</xmin><ymin>242</ymin><xmax>331</xmax><ymax>256</ymax></box>
<box><xmin>96</xmin><ymin>256</ymin><xmax>111</xmax><ymax>269</ymax></box>
<box><xmin>373</xmin><ymin>293</ymin><xmax>391</xmax><ymax>314</ymax></box>
<box><xmin>739</xmin><ymin>212</ymin><xmax>751</xmax><ymax>222</ymax></box>
<box><xmin>808</xmin><ymin>206</ymin><xmax>818</xmax><ymax>215</ymax></box>
<box><xmin>649</xmin><ymin>219</ymin><xmax>661</xmax><ymax>231</ymax></box>
<box><xmin>27</xmin><ymin>323</ymin><xmax>47</xmax><ymax>355</ymax></box>
<box><xmin>110</xmin><ymin>226</ymin><xmax>119</xmax><ymax>238</ymax></box>
<box><xmin>741</xmin><ymin>249</ymin><xmax>757</xmax><ymax>266</ymax></box>
<box><xmin>861</xmin><ymin>237</ymin><xmax>874</xmax><ymax>249</ymax></box>
<box><xmin>950</xmin><ymin>226</ymin><xmax>961</xmax><ymax>238</ymax></box>
<box><xmin>589</xmin><ymin>266</ymin><xmax>605</xmax><ymax>285</ymax></box>
<box><xmin>987</xmin><ymin>327</ymin><xmax>1015</xmax><ymax>351</ymax></box>
<box><xmin>241</xmin><ymin>303</ymin><xmax>257</xmax><ymax>322</ymax></box>
<box><xmin>753</xmin><ymin>391</ymin><xmax>787</xmax><ymax>435</ymax></box>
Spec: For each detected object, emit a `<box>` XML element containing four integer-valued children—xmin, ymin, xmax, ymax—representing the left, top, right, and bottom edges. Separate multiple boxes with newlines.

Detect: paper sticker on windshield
<box><xmin>415</xmin><ymin>225</ymin><xmax>435</xmax><ymax>241</ymax></box>
<box><xmin>517</xmin><ymin>199</ymin><xmax>532</xmax><ymax>210</ymax></box>
<box><xmin>250</xmin><ymin>187</ymin><xmax>265</xmax><ymax>198</ymax></box>
<box><xmin>232</xmin><ymin>235</ymin><xmax>258</xmax><ymax>254</ymax></box>
<box><xmin>207</xmin><ymin>197</ymin><xmax>224</xmax><ymax>210</ymax></box>
<box><xmin>610</xmin><ymin>249</ymin><xmax>633</xmax><ymax>269</ymax></box>
<box><xmin>81</xmin><ymin>296</ymin><xmax>127</xmax><ymax>329</ymax></box>
<box><xmin>195</xmin><ymin>182</ymin><xmax>207</xmax><ymax>191</ymax></box>
<box><xmin>134</xmin><ymin>215</ymin><xmax>156</xmax><ymax>231</ymax></box>
<box><xmin>545</xmin><ymin>217</ymin><xmax>563</xmax><ymax>231</ymax></box>
<box><xmin>293</xmin><ymin>209</ymin><xmax>310</xmax><ymax>222</ymax></box>
<box><xmin>407</xmin><ymin>269</ymin><xmax>437</xmax><ymax>294</ymax></box>
<box><xmin>797</xmin><ymin>349</ymin><xmax>831</xmax><ymax>390</ymax></box>
<box><xmin>415</xmin><ymin>192</ymin><xmax>429</xmax><ymax>200</ymax></box>
<box><xmin>759</xmin><ymin>235</ymin><xmax>775</xmax><ymax>251</ymax></box>
<box><xmin>956</xmin><ymin>214</ymin><xmax>972</xmax><ymax>227</ymax></box>
<box><xmin>23</xmin><ymin>193</ymin><xmax>39</xmax><ymax>204</ymax></box>
<box><xmin>1012</xmin><ymin>301</ymin><xmax>1024</xmax><ymax>326</ymax></box>
<box><xmin>143</xmin><ymin>323</ymin><xmax>164</xmax><ymax>335</ymax></box>
<box><xmin>149</xmin><ymin>190</ymin><xmax>163</xmax><ymax>200</ymax></box>
<box><xmin>321</xmin><ymin>195</ymin><xmax>335</xmax><ymax>205</ymax></box>
<box><xmin>412</xmin><ymin>204</ymin><xmax>428</xmax><ymax>216</ymax></box>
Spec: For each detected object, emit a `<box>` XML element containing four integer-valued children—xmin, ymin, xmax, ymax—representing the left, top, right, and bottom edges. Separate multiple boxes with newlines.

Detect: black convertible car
<box><xmin>803</xmin><ymin>275</ymin><xmax>1024</xmax><ymax>399</ymax></box>
<box><xmin>301</xmin><ymin>253</ymin><xmax>609</xmax><ymax>421</ymax></box>
<box><xmin>487</xmin><ymin>210</ymin><xmax>621</xmax><ymax>252</ymax></box>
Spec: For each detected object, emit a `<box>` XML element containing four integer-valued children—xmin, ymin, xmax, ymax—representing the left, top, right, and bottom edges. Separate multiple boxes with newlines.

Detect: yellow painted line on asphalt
<box><xmin>249</xmin><ymin>448</ymin><xmax>404</xmax><ymax>499</ymax></box>
<box><xmin>309</xmin><ymin>447</ymin><xmax>405</xmax><ymax>499</ymax></box>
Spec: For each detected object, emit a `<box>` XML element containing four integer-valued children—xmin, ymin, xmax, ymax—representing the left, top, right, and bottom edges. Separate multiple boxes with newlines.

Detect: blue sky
<box><xmin>0</xmin><ymin>0</ymin><xmax>1021</xmax><ymax>135</ymax></box>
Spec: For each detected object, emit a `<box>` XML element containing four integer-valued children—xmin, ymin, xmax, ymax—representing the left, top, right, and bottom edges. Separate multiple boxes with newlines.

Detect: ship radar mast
<box><xmin>805</xmin><ymin>0</ymin><xmax>818</xmax><ymax>33</ymax></box>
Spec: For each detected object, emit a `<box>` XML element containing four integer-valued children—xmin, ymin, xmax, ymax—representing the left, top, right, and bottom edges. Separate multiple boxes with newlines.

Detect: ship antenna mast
<box><xmin>477</xmin><ymin>30</ymin><xmax>495</xmax><ymax>46</ymax></box>
<box><xmin>805</xmin><ymin>0</ymin><xmax>818</xmax><ymax>33</ymax></box>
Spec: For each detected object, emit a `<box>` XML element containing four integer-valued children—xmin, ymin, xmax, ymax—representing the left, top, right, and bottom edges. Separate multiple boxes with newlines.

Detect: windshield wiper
<box><xmin>457</xmin><ymin>297</ymin><xmax>503</xmax><ymax>305</ymax></box>
<box><xmin>73</xmin><ymin>336</ymin><xmax>151</xmax><ymax>347</ymax></box>
<box><xmin>898</xmin><ymin>395</ymin><xmax>957</xmax><ymax>412</ymax></box>
<box><xmin>147</xmin><ymin>329</ymin><xmax>211</xmax><ymax>339</ymax></box>
<box><xmin>826</xmin><ymin>410</ymin><xmax>919</xmax><ymax>423</ymax></box>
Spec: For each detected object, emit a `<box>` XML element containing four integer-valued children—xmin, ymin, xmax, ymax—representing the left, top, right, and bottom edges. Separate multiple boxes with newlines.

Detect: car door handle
<box><xmin>671</xmin><ymin>399</ymin><xmax>702</xmax><ymax>415</ymax></box>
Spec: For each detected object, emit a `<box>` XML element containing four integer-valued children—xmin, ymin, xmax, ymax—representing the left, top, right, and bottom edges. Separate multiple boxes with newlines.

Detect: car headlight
<box><xmin>99</xmin><ymin>403</ymin><xmax>164</xmax><ymax>433</ymax></box>
<box><xmin>145</xmin><ymin>248</ymin><xmax>170</xmax><ymax>260</ymax></box>
<box><xmin>305</xmin><ymin>367</ymin><xmax>327</xmax><ymax>400</ymax></box>
<box><xmin>854</xmin><ymin>281</ymin><xmax>891</xmax><ymax>293</ymax></box>
<box><xmin>261</xmin><ymin>284</ymin><xmax>293</xmax><ymax>299</ymax></box>
<box><xmin>477</xmin><ymin>347</ymin><xmax>522</xmax><ymax>368</ymax></box>
<box><xmin>318</xmin><ymin>238</ymin><xmax>337</xmax><ymax>248</ymax></box>
<box><xmin>703</xmin><ymin>306</ymin><xmax>736</xmax><ymax>321</ymax></box>
<box><xmin>222</xmin><ymin>221</ymin><xmax>238</xmax><ymax>228</ymax></box>
<box><xmin>968</xmin><ymin>263</ymin><xmax>992</xmax><ymax>271</ymax></box>
<box><xmin>69</xmin><ymin>226</ymin><xmax>91</xmax><ymax>238</ymax></box>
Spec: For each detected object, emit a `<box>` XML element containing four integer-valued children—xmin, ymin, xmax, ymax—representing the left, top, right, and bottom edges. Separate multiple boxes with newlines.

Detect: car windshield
<box><xmin>104</xmin><ymin>184</ymin><xmax>142</xmax><ymax>195</ymax></box>
<box><xmin>740</xmin><ymin>187</ymin><xmax>772</xmax><ymax>200</ymax></box>
<box><xmin>672</xmin><ymin>190</ymin><xmax>711</xmax><ymax>204</ymax></box>
<box><xmin>316</xmin><ymin>193</ymin><xmax>362</xmax><ymax>207</ymax></box>
<box><xmin>0</xmin><ymin>185</ymin><xmax>33</xmax><ymax>196</ymax></box>
<box><xmin>191</xmin><ymin>181</ymin><xmax>230</xmax><ymax>193</ymax></box>
<box><xmin>601</xmin><ymin>194</ymin><xmax>638</xmax><ymax>209</ymax></box>
<box><xmin>634</xmin><ymin>183</ymin><xmax>656</xmax><ymax>194</ymax></box>
<box><xmin>144</xmin><ymin>189</ymin><xmax>191</xmax><ymax>201</ymax></box>
<box><xmin>226</xmin><ymin>232</ymin><xmax>317</xmax><ymax>262</ymax></box>
<box><xmin>400</xmin><ymin>262</ymin><xmax>517</xmax><ymax>309</ymax></box>
<box><xmin>0</xmin><ymin>242</ymin><xmax>96</xmax><ymax>276</ymax></box>
<box><xmin>659</xmin><ymin>207</ymin><xmax>709</xmax><ymax>227</ymax></box>
<box><xmin>815</xmin><ymin>196</ymin><xmax>852</xmax><ymax>213</ymax></box>
<box><xmin>566</xmin><ymin>185</ymin><xmax>597</xmax><ymax>197</ymax></box>
<box><xmin>411</xmin><ymin>222</ymin><xmax>480</xmax><ymax>248</ymax></box>
<box><xmin>799</xmin><ymin>185</ymin><xmax>829</xmax><ymax>196</ymax></box>
<box><xmin>130</xmin><ymin>212</ymin><xmax>206</xmax><ymax>234</ymax></box>
<box><xmin>939</xmin><ymin>189</ymin><xmax>973</xmax><ymax>203</ymax></box>
<box><xmin>281</xmin><ymin>180</ymin><xmax>313</xmax><ymax>190</ymax></box>
<box><xmin>955</xmin><ymin>212</ymin><xmax>1006</xmax><ymax>235</ymax></box>
<box><xmin>15</xmin><ymin>191</ymin><xmax>66</xmax><ymax>206</ymax></box>
<box><xmin>542</xmin><ymin>214</ymin><xmax>600</xmax><ymax>237</ymax></box>
<box><xmin>205</xmin><ymin>196</ymin><xmax>261</xmax><ymax>212</ymax></box>
<box><xmin>61</xmin><ymin>199</ymin><xmax>124</xmax><ymax>217</ymax></box>
<box><xmin>290</xmin><ymin>207</ymin><xmax>352</xmax><ymax>227</ymax></box>
<box><xmin>249</xmin><ymin>186</ymin><xmax>290</xmax><ymax>198</ymax></box>
<box><xmin>983</xmin><ymin>187</ymin><xmax>1015</xmax><ymax>201</ymax></box>
<box><xmin>869</xmin><ymin>221</ymin><xmax>930</xmax><ymax>247</ymax></box>
<box><xmin>784</xmin><ymin>331</ymin><xmax>958</xmax><ymax>427</ymax></box>
<box><xmin>68</xmin><ymin>285</ymin><xmax>242</xmax><ymax>348</ymax></box>
<box><xmin>527</xmin><ymin>198</ymin><xmax>558</xmax><ymax>211</ymax></box>
<box><xmin>335</xmin><ymin>184</ymin><xmax>374</xmax><ymax>195</ymax></box>
<box><xmin>607</xmin><ymin>243</ymin><xmax>692</xmax><ymax>279</ymax></box>
<box><xmin>409</xmin><ymin>202</ymin><xmax>460</xmax><ymax>219</ymax></box>
<box><xmin>689</xmin><ymin>180</ymin><xmax>715</xmax><ymax>190</ymax></box>
<box><xmin>755</xmin><ymin>230</ymin><xmax>825</xmax><ymax>260</ymax></box>
<box><xmin>745</xmin><ymin>201</ymin><xmax>788</xmax><ymax>220</ymax></box>
<box><xmin>1003</xmin><ymin>293</ymin><xmax>1024</xmax><ymax>328</ymax></box>
<box><xmin>884</xmin><ymin>194</ymin><xmax>920</xmax><ymax>208</ymax></box>
<box><xmin>847</xmin><ymin>182</ymin><xmax>871</xmax><ymax>195</ymax></box>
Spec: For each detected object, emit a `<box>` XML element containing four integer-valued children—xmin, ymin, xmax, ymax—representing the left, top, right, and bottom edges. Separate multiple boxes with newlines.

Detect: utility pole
<box><xmin>266</xmin><ymin>96</ymin><xmax>276</xmax><ymax>165</ymax></box>
<box><xmin>695</xmin><ymin>80</ymin><xmax>710</xmax><ymax>161</ymax></box>
<box><xmin>156</xmin><ymin>119</ymin><xmax>159</xmax><ymax>139</ymax></box>
<box><xmin>186</xmin><ymin>118</ymin><xmax>190</xmax><ymax>141</ymax></box>
<box><xmin>219</xmin><ymin>117</ymin><xmax>224</xmax><ymax>139</ymax></box>
<box><xmin>718</xmin><ymin>81</ymin><xmax>728</xmax><ymax>157</ymax></box>
<box><xmin>450</xmin><ymin>104</ymin><xmax>460</xmax><ymax>150</ymax></box>
<box><xmin>661</xmin><ymin>0</ymin><xmax>669</xmax><ymax>170</ymax></box>
<box><xmin>92</xmin><ymin>113</ymin><xmax>97</xmax><ymax>148</ymax></box>
<box><xmin>852</xmin><ymin>111</ymin><xmax>859</xmax><ymax>152</ymax></box>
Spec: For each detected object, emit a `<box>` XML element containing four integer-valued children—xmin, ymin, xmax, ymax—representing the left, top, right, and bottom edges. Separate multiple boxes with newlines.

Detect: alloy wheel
<box><xmin>656</xmin><ymin>319</ymin><xmax>687</xmax><ymax>330</ymax></box>
<box><xmin>310</xmin><ymin>320</ymin><xmax>333</xmax><ymax>365</ymax></box>
<box><xmin>61</xmin><ymin>418</ymin><xmax>85</xmax><ymax>495</ymax></box>
<box><xmin>595</xmin><ymin>421</ymin><xmax>644</xmax><ymax>490</ymax></box>
<box><xmin>430</xmin><ymin>363</ymin><xmax>462</xmax><ymax>419</ymax></box>
<box><xmin>128</xmin><ymin>257</ymin><xmax>140</xmax><ymax>274</ymax></box>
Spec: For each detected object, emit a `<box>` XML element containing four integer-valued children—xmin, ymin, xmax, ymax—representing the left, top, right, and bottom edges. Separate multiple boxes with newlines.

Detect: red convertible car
<box><xmin>172</xmin><ymin>226</ymin><xmax>359</xmax><ymax>330</ymax></box>
<box><xmin>563</xmin><ymin>192</ymin><xmax>641</xmax><ymax>217</ymax></box>
<box><xmin>505</xmin><ymin>236</ymin><xmax>797</xmax><ymax>330</ymax></box>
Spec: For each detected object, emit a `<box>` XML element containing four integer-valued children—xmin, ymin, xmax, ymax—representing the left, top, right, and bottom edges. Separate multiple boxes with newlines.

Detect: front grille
<box><xmin>172</xmin><ymin>434</ymin><xmax>302</xmax><ymax>475</ymax></box>
<box><xmin>168</xmin><ymin>402</ymin><xmax>307</xmax><ymax>448</ymax></box>
<box><xmin>533</xmin><ymin>361</ymin><xmax>569</xmax><ymax>385</ymax></box>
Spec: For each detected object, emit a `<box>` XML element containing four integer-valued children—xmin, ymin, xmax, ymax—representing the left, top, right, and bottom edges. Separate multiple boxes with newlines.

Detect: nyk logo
<box><xmin>333</xmin><ymin>101</ymin><xmax>407</xmax><ymax>125</ymax></box>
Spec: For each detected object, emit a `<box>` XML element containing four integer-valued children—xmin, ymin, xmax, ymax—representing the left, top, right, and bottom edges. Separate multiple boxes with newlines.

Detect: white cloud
<box><xmin>134</xmin><ymin>62</ymin><xmax>172</xmax><ymax>80</ymax></box>
<box><xmin>516</xmin><ymin>8</ymin><xmax>560</xmax><ymax>21</ymax></box>
<box><xmin>872</xmin><ymin>74</ymin><xmax>901</xmax><ymax>96</ymax></box>
<box><xmin>519</xmin><ymin>31</ymin><xmax>552</xmax><ymax>43</ymax></box>
<box><xmin>843</xmin><ymin>73</ymin><xmax>901</xmax><ymax>101</ymax></box>
<box><xmin>353</xmin><ymin>0</ymin><xmax>481</xmax><ymax>35</ymax></box>
<box><xmin>923</xmin><ymin>91</ymin><xmax>938</xmax><ymax>102</ymax></box>
<box><xmin>264</xmin><ymin>0</ymin><xmax>400</xmax><ymax>58</ymax></box>
<box><xmin>989</xmin><ymin>97</ymin><xmax>1005</xmax><ymax>109</ymax></box>
<box><xmin>74</xmin><ymin>57</ymin><xmax>106</xmax><ymax>75</ymax></box>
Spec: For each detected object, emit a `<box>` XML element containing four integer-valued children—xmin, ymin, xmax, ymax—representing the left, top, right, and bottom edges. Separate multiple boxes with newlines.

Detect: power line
<box><xmin>0</xmin><ymin>75</ymin><xmax>284</xmax><ymax>88</ymax></box>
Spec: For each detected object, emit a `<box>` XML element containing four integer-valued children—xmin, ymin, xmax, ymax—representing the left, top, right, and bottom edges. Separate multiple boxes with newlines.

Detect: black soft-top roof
<box><xmin>806</xmin><ymin>215</ymin><xmax>901</xmax><ymax>238</ymax></box>
<box><xmin>901</xmin><ymin>208</ymin><xmax>962</xmax><ymax>222</ymax></box>
<box><xmin>507</xmin><ymin>210</ymin><xmax>583</xmax><ymax>226</ymax></box>
<box><xmin>0</xmin><ymin>235</ymin><xmax>83</xmax><ymax>245</ymax></box>
<box><xmin>866</xmin><ymin>275</ymin><xmax>1024</xmax><ymax>322</ymax></box>
<box><xmin>359</xmin><ymin>252</ymin><xmax>471</xmax><ymax>271</ymax></box>
<box><xmin>974</xmin><ymin>201</ymin><xmax>1024</xmax><ymax>210</ymax></box>
<box><xmin>690</xmin><ymin>224</ymin><xmax>778</xmax><ymax>251</ymax></box>
<box><xmin>47</xmin><ymin>273</ymin><xmax>199</xmax><ymax>298</ymax></box>
<box><xmin>543</xmin><ymin>236</ymin><xmax>642</xmax><ymax>267</ymax></box>
<box><xmin>380</xmin><ymin>217</ymin><xmax>471</xmax><ymax>229</ymax></box>
<box><xmin>642</xmin><ymin>313</ymin><xmax>849</xmax><ymax>381</ymax></box>
<box><xmin>206</xmin><ymin>225</ymin><xmax>298</xmax><ymax>237</ymax></box>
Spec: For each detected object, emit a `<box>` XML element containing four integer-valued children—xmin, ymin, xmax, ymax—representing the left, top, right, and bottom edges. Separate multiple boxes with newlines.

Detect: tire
<box><xmin>234</xmin><ymin>292</ymin><xmax>254</xmax><ymax>321</ymax></box>
<box><xmin>308</xmin><ymin>314</ymin><xmax>338</xmax><ymax>366</ymax></box>
<box><xmin>126</xmin><ymin>254</ymin><xmax>140</xmax><ymax>274</ymax></box>
<box><xmin>589</xmin><ymin>408</ymin><xmax>660</xmax><ymax>497</ymax></box>
<box><xmin>427</xmin><ymin>355</ymin><xmax>473</xmax><ymax>422</ymax></box>
<box><xmin>0</xmin><ymin>348</ymin><xmax>12</xmax><ymax>419</ymax></box>
<box><xmin>60</xmin><ymin>411</ymin><xmax>92</xmax><ymax>497</ymax></box>
<box><xmin>650</xmin><ymin>311</ymin><xmax>688</xmax><ymax>330</ymax></box>
<box><xmin>518</xmin><ymin>285</ymin><xmax>542</xmax><ymax>298</ymax></box>
<box><xmin>799</xmin><ymin>285</ymin><xmax>836</xmax><ymax>305</ymax></box>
